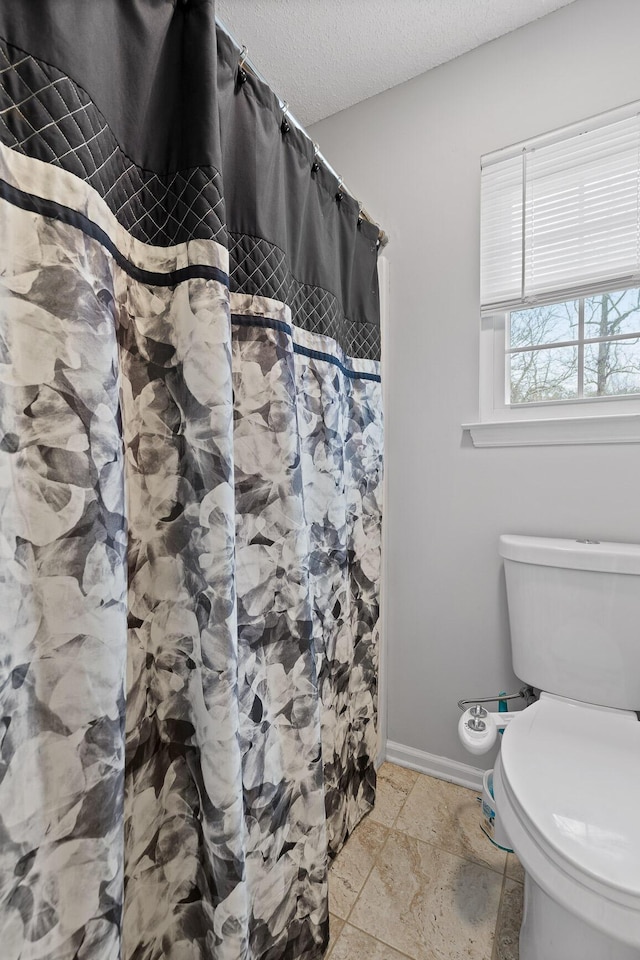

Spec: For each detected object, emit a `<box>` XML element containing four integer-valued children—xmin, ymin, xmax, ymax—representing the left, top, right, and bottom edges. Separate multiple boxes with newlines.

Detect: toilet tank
<box><xmin>499</xmin><ymin>535</ymin><xmax>640</xmax><ymax>710</ymax></box>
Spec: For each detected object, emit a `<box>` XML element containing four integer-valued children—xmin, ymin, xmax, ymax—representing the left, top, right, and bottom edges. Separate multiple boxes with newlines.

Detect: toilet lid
<box><xmin>500</xmin><ymin>694</ymin><xmax>640</xmax><ymax>898</ymax></box>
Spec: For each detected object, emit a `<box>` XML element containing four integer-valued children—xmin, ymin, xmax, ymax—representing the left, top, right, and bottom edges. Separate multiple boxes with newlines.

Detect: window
<box><xmin>508</xmin><ymin>288</ymin><xmax>640</xmax><ymax>404</ymax></box>
<box><xmin>470</xmin><ymin>102</ymin><xmax>640</xmax><ymax>445</ymax></box>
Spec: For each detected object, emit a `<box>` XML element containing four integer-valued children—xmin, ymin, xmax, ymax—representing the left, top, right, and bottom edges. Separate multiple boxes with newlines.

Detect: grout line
<box><xmin>325</xmin><ymin>922</ymin><xmax>335</xmax><ymax>960</ymax></box>
<box><xmin>342</xmin><ymin>922</ymin><xmax>416</xmax><ymax>960</ymax></box>
<box><xmin>504</xmin><ymin>854</ymin><xmax>525</xmax><ymax>887</ymax></box>
<box><xmin>491</xmin><ymin>870</ymin><xmax>508</xmax><ymax>960</ymax></box>
<box><xmin>388</xmin><ymin>815</ymin><xmax>507</xmax><ymax>878</ymax></box>
<box><xmin>335</xmin><ymin>924</ymin><xmax>416</xmax><ymax>960</ymax></box>
<box><xmin>328</xmin><ymin>812</ymin><xmax>392</xmax><ymax>929</ymax></box>
<box><xmin>343</xmin><ymin>828</ymin><xmax>416</xmax><ymax>960</ymax></box>
<box><xmin>383</xmin><ymin>824</ymin><xmax>507</xmax><ymax>878</ymax></box>
<box><xmin>340</xmin><ymin>826</ymin><xmax>391</xmax><ymax>926</ymax></box>
<box><xmin>388</xmin><ymin>774</ymin><xmax>420</xmax><ymax>830</ymax></box>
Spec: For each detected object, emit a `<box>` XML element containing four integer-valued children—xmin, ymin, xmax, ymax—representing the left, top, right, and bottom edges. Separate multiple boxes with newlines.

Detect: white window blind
<box><xmin>481</xmin><ymin>108</ymin><xmax>640</xmax><ymax>314</ymax></box>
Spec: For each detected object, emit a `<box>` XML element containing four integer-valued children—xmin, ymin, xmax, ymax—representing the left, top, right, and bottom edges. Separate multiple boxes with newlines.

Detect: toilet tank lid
<box><xmin>499</xmin><ymin>534</ymin><xmax>640</xmax><ymax>575</ymax></box>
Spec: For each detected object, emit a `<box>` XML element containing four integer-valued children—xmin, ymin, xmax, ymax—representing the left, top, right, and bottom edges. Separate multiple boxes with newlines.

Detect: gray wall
<box><xmin>310</xmin><ymin>0</ymin><xmax>640</xmax><ymax>768</ymax></box>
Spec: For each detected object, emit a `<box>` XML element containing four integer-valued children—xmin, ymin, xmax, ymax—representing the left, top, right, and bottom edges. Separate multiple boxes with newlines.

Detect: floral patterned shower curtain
<box><xmin>0</xmin><ymin>3</ymin><xmax>383</xmax><ymax>959</ymax></box>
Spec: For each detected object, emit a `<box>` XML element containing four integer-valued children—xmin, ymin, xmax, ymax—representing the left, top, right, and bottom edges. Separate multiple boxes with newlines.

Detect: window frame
<box><xmin>464</xmin><ymin>308</ymin><xmax>640</xmax><ymax>448</ymax></box>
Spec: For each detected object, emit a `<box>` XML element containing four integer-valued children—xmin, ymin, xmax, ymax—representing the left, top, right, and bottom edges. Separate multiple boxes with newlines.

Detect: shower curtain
<box><xmin>0</xmin><ymin>3</ymin><xmax>383</xmax><ymax>959</ymax></box>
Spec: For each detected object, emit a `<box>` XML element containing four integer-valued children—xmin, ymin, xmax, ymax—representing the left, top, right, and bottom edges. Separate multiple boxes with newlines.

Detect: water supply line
<box><xmin>457</xmin><ymin>685</ymin><xmax>535</xmax><ymax>713</ymax></box>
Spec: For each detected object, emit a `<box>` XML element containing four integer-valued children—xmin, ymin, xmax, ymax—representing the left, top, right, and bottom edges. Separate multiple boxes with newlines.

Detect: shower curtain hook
<box><xmin>281</xmin><ymin>101</ymin><xmax>291</xmax><ymax>135</ymax></box>
<box><xmin>237</xmin><ymin>45</ymin><xmax>248</xmax><ymax>85</ymax></box>
<box><xmin>311</xmin><ymin>143</ymin><xmax>320</xmax><ymax>175</ymax></box>
<box><xmin>335</xmin><ymin>177</ymin><xmax>344</xmax><ymax>203</ymax></box>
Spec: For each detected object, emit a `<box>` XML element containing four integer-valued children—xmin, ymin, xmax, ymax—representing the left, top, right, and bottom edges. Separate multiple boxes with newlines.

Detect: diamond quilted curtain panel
<box><xmin>0</xmin><ymin>2</ymin><xmax>383</xmax><ymax>959</ymax></box>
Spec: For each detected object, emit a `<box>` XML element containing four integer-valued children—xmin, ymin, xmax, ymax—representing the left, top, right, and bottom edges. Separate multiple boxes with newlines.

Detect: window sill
<box><xmin>462</xmin><ymin>413</ymin><xmax>640</xmax><ymax>447</ymax></box>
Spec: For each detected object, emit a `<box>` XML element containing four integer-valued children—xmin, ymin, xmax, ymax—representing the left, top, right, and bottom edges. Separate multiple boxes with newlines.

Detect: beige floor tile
<box><xmin>330</xmin><ymin>923</ymin><xmax>411</xmax><ymax>959</ymax></box>
<box><xmin>370</xmin><ymin>762</ymin><xmax>419</xmax><ymax>827</ymax></box>
<box><xmin>325</xmin><ymin>914</ymin><xmax>345</xmax><ymax>958</ymax></box>
<box><xmin>504</xmin><ymin>853</ymin><xmax>524</xmax><ymax>885</ymax></box>
<box><xmin>350</xmin><ymin>830</ymin><xmax>502</xmax><ymax>960</ymax></box>
<box><xmin>328</xmin><ymin>816</ymin><xmax>388</xmax><ymax>919</ymax></box>
<box><xmin>395</xmin><ymin>774</ymin><xmax>507</xmax><ymax>875</ymax></box>
<box><xmin>493</xmin><ymin>879</ymin><xmax>524</xmax><ymax>960</ymax></box>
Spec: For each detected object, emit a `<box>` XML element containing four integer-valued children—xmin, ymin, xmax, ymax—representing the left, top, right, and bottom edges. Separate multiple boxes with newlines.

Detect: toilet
<box><xmin>493</xmin><ymin>535</ymin><xmax>640</xmax><ymax>960</ymax></box>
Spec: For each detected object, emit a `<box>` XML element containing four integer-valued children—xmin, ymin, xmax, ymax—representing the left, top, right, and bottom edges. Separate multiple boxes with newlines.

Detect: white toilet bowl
<box><xmin>493</xmin><ymin>693</ymin><xmax>640</xmax><ymax>960</ymax></box>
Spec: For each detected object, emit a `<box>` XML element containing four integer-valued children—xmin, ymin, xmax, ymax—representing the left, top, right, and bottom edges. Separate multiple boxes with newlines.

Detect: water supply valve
<box><xmin>458</xmin><ymin>704</ymin><xmax>498</xmax><ymax>754</ymax></box>
<box><xmin>468</xmin><ymin>704</ymin><xmax>488</xmax><ymax>727</ymax></box>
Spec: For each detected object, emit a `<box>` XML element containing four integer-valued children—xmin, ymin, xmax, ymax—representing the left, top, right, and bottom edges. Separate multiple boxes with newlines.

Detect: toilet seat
<box><xmin>494</xmin><ymin>693</ymin><xmax>640</xmax><ymax>946</ymax></box>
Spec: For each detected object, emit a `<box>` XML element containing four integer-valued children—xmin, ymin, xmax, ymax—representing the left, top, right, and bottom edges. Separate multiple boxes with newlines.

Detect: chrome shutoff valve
<box><xmin>467</xmin><ymin>704</ymin><xmax>488</xmax><ymax>730</ymax></box>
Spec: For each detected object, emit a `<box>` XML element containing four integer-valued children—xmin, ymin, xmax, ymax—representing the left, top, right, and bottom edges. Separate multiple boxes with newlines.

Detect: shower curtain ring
<box><xmin>311</xmin><ymin>143</ymin><xmax>320</xmax><ymax>175</ymax></box>
<box><xmin>335</xmin><ymin>177</ymin><xmax>344</xmax><ymax>203</ymax></box>
<box><xmin>281</xmin><ymin>102</ymin><xmax>291</xmax><ymax>135</ymax></box>
<box><xmin>237</xmin><ymin>45</ymin><xmax>248</xmax><ymax>85</ymax></box>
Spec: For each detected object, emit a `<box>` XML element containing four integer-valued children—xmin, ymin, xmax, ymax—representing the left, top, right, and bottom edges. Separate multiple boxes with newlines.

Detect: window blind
<box><xmin>481</xmin><ymin>109</ymin><xmax>640</xmax><ymax>314</ymax></box>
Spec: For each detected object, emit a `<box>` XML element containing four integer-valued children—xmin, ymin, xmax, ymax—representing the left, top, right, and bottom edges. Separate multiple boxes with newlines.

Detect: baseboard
<box><xmin>385</xmin><ymin>740</ymin><xmax>486</xmax><ymax>792</ymax></box>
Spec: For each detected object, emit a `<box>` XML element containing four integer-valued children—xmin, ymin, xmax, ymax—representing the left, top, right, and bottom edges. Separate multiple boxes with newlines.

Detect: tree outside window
<box><xmin>507</xmin><ymin>288</ymin><xmax>640</xmax><ymax>404</ymax></box>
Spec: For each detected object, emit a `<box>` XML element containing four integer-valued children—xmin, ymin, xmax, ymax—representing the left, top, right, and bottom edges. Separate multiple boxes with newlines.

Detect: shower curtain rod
<box><xmin>216</xmin><ymin>17</ymin><xmax>388</xmax><ymax>248</ymax></box>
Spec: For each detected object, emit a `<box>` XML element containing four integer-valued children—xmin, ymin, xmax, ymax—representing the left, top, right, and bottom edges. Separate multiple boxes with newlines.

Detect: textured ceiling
<box><xmin>216</xmin><ymin>0</ymin><xmax>577</xmax><ymax>127</ymax></box>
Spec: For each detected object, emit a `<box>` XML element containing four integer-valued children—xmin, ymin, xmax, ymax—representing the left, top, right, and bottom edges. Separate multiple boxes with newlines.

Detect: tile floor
<box><xmin>327</xmin><ymin>763</ymin><xmax>524</xmax><ymax>960</ymax></box>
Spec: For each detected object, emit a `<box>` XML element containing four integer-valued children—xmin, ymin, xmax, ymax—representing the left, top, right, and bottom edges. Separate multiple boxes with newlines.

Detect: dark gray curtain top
<box><xmin>0</xmin><ymin>0</ymin><xmax>381</xmax><ymax>349</ymax></box>
<box><xmin>0</xmin><ymin>0</ymin><xmax>219</xmax><ymax>173</ymax></box>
